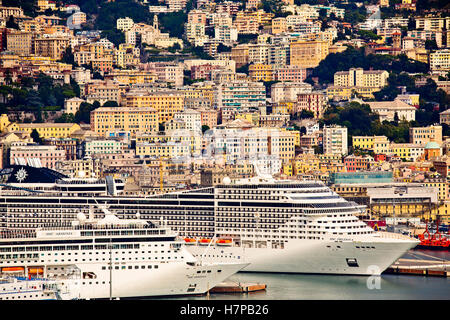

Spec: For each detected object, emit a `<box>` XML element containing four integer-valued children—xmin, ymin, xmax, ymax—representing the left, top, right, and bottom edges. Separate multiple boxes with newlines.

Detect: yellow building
<box><xmin>4</xmin><ymin>121</ymin><xmax>81</xmax><ymax>139</ymax></box>
<box><xmin>136</xmin><ymin>132</ymin><xmax>202</xmax><ymax>156</ymax></box>
<box><xmin>90</xmin><ymin>106</ymin><xmax>159</xmax><ymax>136</ymax></box>
<box><xmin>438</xmin><ymin>201</ymin><xmax>450</xmax><ymax>224</ymax></box>
<box><xmin>105</xmin><ymin>69</ymin><xmax>156</xmax><ymax>85</ymax></box>
<box><xmin>292</xmin><ymin>153</ymin><xmax>319</xmax><ymax>174</ymax></box>
<box><xmin>6</xmin><ymin>30</ymin><xmax>33</xmax><ymax>56</ymax></box>
<box><xmin>181</xmin><ymin>82</ymin><xmax>216</xmax><ymax>105</ymax></box>
<box><xmin>283</xmin><ymin>128</ymin><xmax>300</xmax><ymax>146</ymax></box>
<box><xmin>283</xmin><ymin>162</ymin><xmax>293</xmax><ymax>176</ymax></box>
<box><xmin>272</xmin><ymin>102</ymin><xmax>294</xmax><ymax>115</ymax></box>
<box><xmin>390</xmin><ymin>143</ymin><xmax>424</xmax><ymax>161</ymax></box>
<box><xmin>136</xmin><ymin>142</ymin><xmax>190</xmax><ymax>159</ymax></box>
<box><xmin>290</xmin><ymin>40</ymin><xmax>329</xmax><ymax>69</ymax></box>
<box><xmin>353</xmin><ymin>135</ymin><xmax>390</xmax><ymax>154</ymax></box>
<box><xmin>326</xmin><ymin>86</ymin><xmax>381</xmax><ymax>100</ymax></box>
<box><xmin>249</xmin><ymin>63</ymin><xmax>273</xmax><ymax>82</ymax></box>
<box><xmin>423</xmin><ymin>180</ymin><xmax>448</xmax><ymax>201</ymax></box>
<box><xmin>124</xmin><ymin>91</ymin><xmax>184</xmax><ymax>124</ymax></box>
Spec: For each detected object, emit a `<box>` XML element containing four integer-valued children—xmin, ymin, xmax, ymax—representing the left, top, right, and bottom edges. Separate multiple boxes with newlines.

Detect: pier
<box><xmin>210</xmin><ymin>282</ymin><xmax>267</xmax><ymax>294</ymax></box>
<box><xmin>385</xmin><ymin>258</ymin><xmax>450</xmax><ymax>277</ymax></box>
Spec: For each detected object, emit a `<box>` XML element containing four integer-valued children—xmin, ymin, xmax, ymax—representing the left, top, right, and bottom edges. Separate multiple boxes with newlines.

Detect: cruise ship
<box><xmin>0</xmin><ymin>165</ymin><xmax>419</xmax><ymax>275</ymax></box>
<box><xmin>0</xmin><ymin>205</ymin><xmax>247</xmax><ymax>299</ymax></box>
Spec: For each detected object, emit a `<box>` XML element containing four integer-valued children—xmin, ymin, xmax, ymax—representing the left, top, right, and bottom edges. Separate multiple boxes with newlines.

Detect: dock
<box><xmin>210</xmin><ymin>282</ymin><xmax>267</xmax><ymax>293</ymax></box>
<box><xmin>384</xmin><ymin>258</ymin><xmax>450</xmax><ymax>277</ymax></box>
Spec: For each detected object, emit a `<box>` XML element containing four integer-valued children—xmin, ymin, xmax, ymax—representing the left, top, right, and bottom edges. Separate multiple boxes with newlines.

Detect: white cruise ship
<box><xmin>0</xmin><ymin>206</ymin><xmax>247</xmax><ymax>299</ymax></box>
<box><xmin>186</xmin><ymin>175</ymin><xmax>419</xmax><ymax>275</ymax></box>
<box><xmin>0</xmin><ymin>165</ymin><xmax>419</xmax><ymax>275</ymax></box>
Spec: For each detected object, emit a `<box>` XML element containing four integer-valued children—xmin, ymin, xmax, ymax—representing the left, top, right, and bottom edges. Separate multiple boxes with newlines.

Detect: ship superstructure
<box><xmin>0</xmin><ymin>166</ymin><xmax>419</xmax><ymax>275</ymax></box>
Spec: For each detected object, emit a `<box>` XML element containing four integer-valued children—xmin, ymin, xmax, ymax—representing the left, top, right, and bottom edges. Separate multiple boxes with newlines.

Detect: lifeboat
<box><xmin>216</xmin><ymin>238</ymin><xmax>232</xmax><ymax>246</ymax></box>
<box><xmin>28</xmin><ymin>267</ymin><xmax>44</xmax><ymax>275</ymax></box>
<box><xmin>184</xmin><ymin>238</ymin><xmax>197</xmax><ymax>245</ymax></box>
<box><xmin>198</xmin><ymin>238</ymin><xmax>212</xmax><ymax>245</ymax></box>
<box><xmin>2</xmin><ymin>267</ymin><xmax>24</xmax><ymax>273</ymax></box>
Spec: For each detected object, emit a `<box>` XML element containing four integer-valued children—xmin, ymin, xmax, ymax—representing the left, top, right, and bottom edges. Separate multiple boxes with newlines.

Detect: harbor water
<box><xmin>156</xmin><ymin>249</ymin><xmax>450</xmax><ymax>300</ymax></box>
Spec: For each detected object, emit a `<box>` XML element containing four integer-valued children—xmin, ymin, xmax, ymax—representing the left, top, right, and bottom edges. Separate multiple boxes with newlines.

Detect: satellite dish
<box><xmin>223</xmin><ymin>176</ymin><xmax>231</xmax><ymax>185</ymax></box>
<box><xmin>78</xmin><ymin>170</ymin><xmax>86</xmax><ymax>178</ymax></box>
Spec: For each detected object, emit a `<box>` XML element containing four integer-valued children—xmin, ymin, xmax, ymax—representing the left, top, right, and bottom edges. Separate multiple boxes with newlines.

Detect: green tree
<box><xmin>102</xmin><ymin>101</ymin><xmax>119</xmax><ymax>108</ymax></box>
<box><xmin>30</xmin><ymin>129</ymin><xmax>43</xmax><ymax>144</ymax></box>
<box><xmin>202</xmin><ymin>125</ymin><xmax>210</xmax><ymax>133</ymax></box>
<box><xmin>101</xmin><ymin>29</ymin><xmax>125</xmax><ymax>48</ymax></box>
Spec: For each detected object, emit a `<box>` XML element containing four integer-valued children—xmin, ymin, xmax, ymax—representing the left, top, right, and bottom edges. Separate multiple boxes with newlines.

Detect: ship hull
<box><xmin>72</xmin><ymin>262</ymin><xmax>248</xmax><ymax>299</ymax></box>
<box><xmin>188</xmin><ymin>237</ymin><xmax>419</xmax><ymax>275</ymax></box>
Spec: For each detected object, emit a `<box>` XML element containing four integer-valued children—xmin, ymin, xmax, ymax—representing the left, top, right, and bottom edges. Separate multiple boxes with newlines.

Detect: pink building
<box><xmin>295</xmin><ymin>92</ymin><xmax>327</xmax><ymax>118</ymax></box>
<box><xmin>10</xmin><ymin>144</ymin><xmax>66</xmax><ymax>169</ymax></box>
<box><xmin>344</xmin><ymin>155</ymin><xmax>372</xmax><ymax>172</ymax></box>
<box><xmin>274</xmin><ymin>66</ymin><xmax>309</xmax><ymax>82</ymax></box>
<box><xmin>188</xmin><ymin>10</ymin><xmax>207</xmax><ymax>25</ymax></box>
<box><xmin>191</xmin><ymin>64</ymin><xmax>221</xmax><ymax>81</ymax></box>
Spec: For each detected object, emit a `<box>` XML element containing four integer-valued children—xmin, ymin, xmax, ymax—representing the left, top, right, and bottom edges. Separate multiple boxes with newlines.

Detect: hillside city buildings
<box><xmin>0</xmin><ymin>0</ymin><xmax>449</xmax><ymax>225</ymax></box>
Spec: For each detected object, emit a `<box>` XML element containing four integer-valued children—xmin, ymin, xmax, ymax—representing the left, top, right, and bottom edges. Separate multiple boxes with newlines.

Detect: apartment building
<box><xmin>333</xmin><ymin>68</ymin><xmax>389</xmax><ymax>88</ymax></box>
<box><xmin>323</xmin><ymin>125</ymin><xmax>348</xmax><ymax>156</ymax></box>
<box><xmin>90</xmin><ymin>106</ymin><xmax>159</xmax><ymax>136</ymax></box>
<box><xmin>10</xmin><ymin>144</ymin><xmax>66</xmax><ymax>170</ymax></box>
<box><xmin>409</xmin><ymin>125</ymin><xmax>442</xmax><ymax>146</ymax></box>
<box><xmin>124</xmin><ymin>90</ymin><xmax>184</xmax><ymax>123</ymax></box>
<box><xmin>289</xmin><ymin>40</ymin><xmax>329</xmax><ymax>69</ymax></box>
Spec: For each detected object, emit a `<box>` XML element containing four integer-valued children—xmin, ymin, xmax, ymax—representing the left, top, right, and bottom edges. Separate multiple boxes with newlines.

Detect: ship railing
<box><xmin>375</xmin><ymin>231</ymin><xmax>415</xmax><ymax>241</ymax></box>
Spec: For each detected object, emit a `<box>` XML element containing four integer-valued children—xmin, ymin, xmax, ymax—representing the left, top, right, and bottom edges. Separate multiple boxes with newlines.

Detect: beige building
<box><xmin>124</xmin><ymin>91</ymin><xmax>184</xmax><ymax>124</ymax></box>
<box><xmin>6</xmin><ymin>30</ymin><xmax>34</xmax><ymax>56</ymax></box>
<box><xmin>90</xmin><ymin>106</ymin><xmax>159</xmax><ymax>136</ymax></box>
<box><xmin>290</xmin><ymin>40</ymin><xmax>329</xmax><ymax>69</ymax></box>
<box><xmin>409</xmin><ymin>125</ymin><xmax>442</xmax><ymax>146</ymax></box>
<box><xmin>334</xmin><ymin>68</ymin><xmax>389</xmax><ymax>88</ymax></box>
<box><xmin>367</xmin><ymin>99</ymin><xmax>416</xmax><ymax>122</ymax></box>
<box><xmin>440</xmin><ymin>109</ymin><xmax>450</xmax><ymax>125</ymax></box>
<box><xmin>64</xmin><ymin>97</ymin><xmax>85</xmax><ymax>115</ymax></box>
<box><xmin>272</xmin><ymin>17</ymin><xmax>287</xmax><ymax>34</ymax></box>
<box><xmin>34</xmin><ymin>36</ymin><xmax>71</xmax><ymax>60</ymax></box>
<box><xmin>231</xmin><ymin>44</ymin><xmax>249</xmax><ymax>68</ymax></box>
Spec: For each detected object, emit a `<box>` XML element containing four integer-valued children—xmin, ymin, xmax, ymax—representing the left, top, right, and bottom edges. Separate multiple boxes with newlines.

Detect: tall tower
<box><xmin>392</xmin><ymin>32</ymin><xmax>401</xmax><ymax>49</ymax></box>
<box><xmin>153</xmin><ymin>14</ymin><xmax>159</xmax><ymax>31</ymax></box>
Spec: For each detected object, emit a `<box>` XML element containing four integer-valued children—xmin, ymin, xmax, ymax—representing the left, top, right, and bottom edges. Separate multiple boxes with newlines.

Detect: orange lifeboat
<box><xmin>184</xmin><ymin>238</ymin><xmax>197</xmax><ymax>245</ymax></box>
<box><xmin>2</xmin><ymin>267</ymin><xmax>24</xmax><ymax>273</ymax></box>
<box><xmin>216</xmin><ymin>238</ymin><xmax>232</xmax><ymax>246</ymax></box>
<box><xmin>28</xmin><ymin>267</ymin><xmax>44</xmax><ymax>275</ymax></box>
<box><xmin>199</xmin><ymin>238</ymin><xmax>212</xmax><ymax>245</ymax></box>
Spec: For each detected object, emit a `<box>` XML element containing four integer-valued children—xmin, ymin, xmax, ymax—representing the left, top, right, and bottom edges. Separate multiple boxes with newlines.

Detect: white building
<box><xmin>64</xmin><ymin>97</ymin><xmax>85</xmax><ymax>114</ymax></box>
<box><xmin>270</xmin><ymin>82</ymin><xmax>312</xmax><ymax>103</ymax></box>
<box><xmin>323</xmin><ymin>125</ymin><xmax>348</xmax><ymax>156</ymax></box>
<box><xmin>215</xmin><ymin>25</ymin><xmax>238</xmax><ymax>45</ymax></box>
<box><xmin>117</xmin><ymin>17</ymin><xmax>134</xmax><ymax>32</ymax></box>
<box><xmin>367</xmin><ymin>99</ymin><xmax>416</xmax><ymax>122</ymax></box>
<box><xmin>174</xmin><ymin>109</ymin><xmax>202</xmax><ymax>132</ymax></box>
